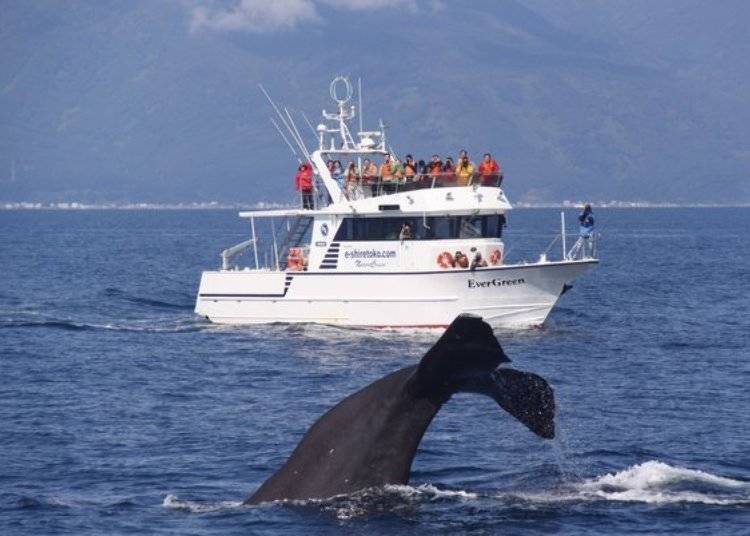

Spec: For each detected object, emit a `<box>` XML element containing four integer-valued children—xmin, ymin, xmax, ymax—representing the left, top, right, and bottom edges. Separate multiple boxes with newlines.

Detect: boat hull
<box><xmin>194</xmin><ymin>260</ymin><xmax>597</xmax><ymax>329</ymax></box>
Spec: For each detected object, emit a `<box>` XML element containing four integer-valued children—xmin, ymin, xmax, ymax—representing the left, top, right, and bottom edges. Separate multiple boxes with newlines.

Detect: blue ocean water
<box><xmin>1</xmin><ymin>208</ymin><xmax>749</xmax><ymax>535</ymax></box>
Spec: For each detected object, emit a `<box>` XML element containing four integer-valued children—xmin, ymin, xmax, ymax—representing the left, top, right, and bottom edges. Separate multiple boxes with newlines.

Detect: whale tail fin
<box><xmin>411</xmin><ymin>315</ymin><xmax>555</xmax><ymax>439</ymax></box>
<box><xmin>488</xmin><ymin>368</ymin><xmax>555</xmax><ymax>439</ymax></box>
<box><xmin>454</xmin><ymin>368</ymin><xmax>555</xmax><ymax>439</ymax></box>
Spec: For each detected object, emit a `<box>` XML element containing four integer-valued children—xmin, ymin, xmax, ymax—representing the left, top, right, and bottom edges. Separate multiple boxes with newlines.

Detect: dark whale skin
<box><xmin>245</xmin><ymin>315</ymin><xmax>554</xmax><ymax>505</ymax></box>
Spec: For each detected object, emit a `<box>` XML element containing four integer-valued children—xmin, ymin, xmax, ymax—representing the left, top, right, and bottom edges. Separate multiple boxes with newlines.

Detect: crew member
<box><xmin>295</xmin><ymin>162</ymin><xmax>314</xmax><ymax>209</ymax></box>
<box><xmin>578</xmin><ymin>204</ymin><xmax>594</xmax><ymax>238</ymax></box>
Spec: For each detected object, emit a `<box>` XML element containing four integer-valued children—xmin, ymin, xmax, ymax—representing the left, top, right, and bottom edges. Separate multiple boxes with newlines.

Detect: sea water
<box><xmin>1</xmin><ymin>208</ymin><xmax>748</xmax><ymax>535</ymax></box>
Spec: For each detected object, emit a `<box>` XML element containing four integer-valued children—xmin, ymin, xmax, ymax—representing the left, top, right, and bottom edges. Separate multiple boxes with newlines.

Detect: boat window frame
<box><xmin>333</xmin><ymin>215</ymin><xmax>505</xmax><ymax>241</ymax></box>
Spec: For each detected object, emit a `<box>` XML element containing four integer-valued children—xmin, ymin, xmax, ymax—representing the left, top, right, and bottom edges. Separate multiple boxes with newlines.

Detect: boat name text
<box><xmin>468</xmin><ymin>278</ymin><xmax>525</xmax><ymax>288</ymax></box>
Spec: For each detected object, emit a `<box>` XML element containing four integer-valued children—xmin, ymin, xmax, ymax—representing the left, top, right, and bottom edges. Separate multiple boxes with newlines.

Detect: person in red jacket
<box><xmin>295</xmin><ymin>162</ymin><xmax>314</xmax><ymax>209</ymax></box>
<box><xmin>477</xmin><ymin>153</ymin><xmax>502</xmax><ymax>186</ymax></box>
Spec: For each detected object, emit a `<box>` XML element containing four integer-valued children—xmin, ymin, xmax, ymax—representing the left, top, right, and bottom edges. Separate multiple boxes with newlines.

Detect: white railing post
<box><xmin>561</xmin><ymin>211</ymin><xmax>567</xmax><ymax>260</ymax></box>
<box><xmin>271</xmin><ymin>217</ymin><xmax>280</xmax><ymax>271</ymax></box>
<box><xmin>251</xmin><ymin>216</ymin><xmax>259</xmax><ymax>269</ymax></box>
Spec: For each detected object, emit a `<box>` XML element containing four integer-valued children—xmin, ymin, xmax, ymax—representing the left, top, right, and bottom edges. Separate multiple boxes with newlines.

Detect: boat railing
<box><xmin>221</xmin><ymin>238</ymin><xmax>257</xmax><ymax>270</ymax></box>
<box><xmin>540</xmin><ymin>212</ymin><xmax>599</xmax><ymax>263</ymax></box>
<box><xmin>567</xmin><ymin>231</ymin><xmax>598</xmax><ymax>260</ymax></box>
<box><xmin>321</xmin><ymin>172</ymin><xmax>503</xmax><ymax>203</ymax></box>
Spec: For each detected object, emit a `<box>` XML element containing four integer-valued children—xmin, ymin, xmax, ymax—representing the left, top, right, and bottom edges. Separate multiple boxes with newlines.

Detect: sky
<box><xmin>1</xmin><ymin>0</ymin><xmax>748</xmax><ymax>204</ymax></box>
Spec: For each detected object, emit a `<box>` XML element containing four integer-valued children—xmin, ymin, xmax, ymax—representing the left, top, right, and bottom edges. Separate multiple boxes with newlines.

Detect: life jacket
<box><xmin>295</xmin><ymin>163</ymin><xmax>313</xmax><ymax>191</ymax></box>
<box><xmin>478</xmin><ymin>159</ymin><xmax>499</xmax><ymax>175</ymax></box>
<box><xmin>380</xmin><ymin>162</ymin><xmax>393</xmax><ymax>178</ymax></box>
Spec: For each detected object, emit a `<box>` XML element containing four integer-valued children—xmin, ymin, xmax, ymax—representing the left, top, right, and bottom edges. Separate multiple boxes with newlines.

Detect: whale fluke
<box><xmin>245</xmin><ymin>314</ymin><xmax>555</xmax><ymax>505</ymax></box>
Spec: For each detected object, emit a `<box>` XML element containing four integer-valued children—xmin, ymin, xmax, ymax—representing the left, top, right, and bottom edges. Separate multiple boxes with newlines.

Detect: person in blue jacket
<box><xmin>579</xmin><ymin>204</ymin><xmax>594</xmax><ymax>238</ymax></box>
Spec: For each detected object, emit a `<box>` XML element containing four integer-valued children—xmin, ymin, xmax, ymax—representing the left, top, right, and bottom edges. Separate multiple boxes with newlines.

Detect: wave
<box><xmin>162</xmin><ymin>494</ymin><xmax>243</xmax><ymax>513</ymax></box>
<box><xmin>503</xmin><ymin>460</ymin><xmax>750</xmax><ymax>506</ymax></box>
<box><xmin>162</xmin><ymin>462</ymin><xmax>748</xmax><ymax>520</ymax></box>
<box><xmin>1</xmin><ymin>317</ymin><xmax>208</xmax><ymax>334</ymax></box>
<box><xmin>102</xmin><ymin>288</ymin><xmax>194</xmax><ymax>310</ymax></box>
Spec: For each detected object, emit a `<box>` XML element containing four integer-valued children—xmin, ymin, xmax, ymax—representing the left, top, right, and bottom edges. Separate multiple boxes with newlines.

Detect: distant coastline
<box><xmin>2</xmin><ymin>200</ymin><xmax>749</xmax><ymax>210</ymax></box>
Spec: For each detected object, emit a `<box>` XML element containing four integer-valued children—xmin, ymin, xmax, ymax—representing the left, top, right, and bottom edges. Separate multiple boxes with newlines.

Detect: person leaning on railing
<box><xmin>477</xmin><ymin>153</ymin><xmax>503</xmax><ymax>186</ymax></box>
<box><xmin>345</xmin><ymin>161</ymin><xmax>359</xmax><ymax>199</ymax></box>
<box><xmin>441</xmin><ymin>157</ymin><xmax>456</xmax><ymax>185</ymax></box>
<box><xmin>455</xmin><ymin>153</ymin><xmax>475</xmax><ymax>186</ymax></box>
<box><xmin>362</xmin><ymin>158</ymin><xmax>378</xmax><ymax>197</ymax></box>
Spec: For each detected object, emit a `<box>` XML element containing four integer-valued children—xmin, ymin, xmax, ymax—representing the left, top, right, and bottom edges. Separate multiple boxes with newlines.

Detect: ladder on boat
<box><xmin>278</xmin><ymin>216</ymin><xmax>313</xmax><ymax>270</ymax></box>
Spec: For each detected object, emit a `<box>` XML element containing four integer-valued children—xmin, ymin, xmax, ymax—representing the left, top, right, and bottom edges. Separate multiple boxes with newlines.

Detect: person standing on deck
<box><xmin>295</xmin><ymin>162</ymin><xmax>314</xmax><ymax>209</ymax></box>
<box><xmin>578</xmin><ymin>204</ymin><xmax>594</xmax><ymax>237</ymax></box>
<box><xmin>478</xmin><ymin>153</ymin><xmax>501</xmax><ymax>186</ymax></box>
<box><xmin>455</xmin><ymin>154</ymin><xmax>475</xmax><ymax>186</ymax></box>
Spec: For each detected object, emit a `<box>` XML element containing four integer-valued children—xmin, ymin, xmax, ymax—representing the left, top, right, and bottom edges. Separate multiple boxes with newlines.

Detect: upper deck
<box><xmin>240</xmin><ymin>174</ymin><xmax>511</xmax><ymax>220</ymax></box>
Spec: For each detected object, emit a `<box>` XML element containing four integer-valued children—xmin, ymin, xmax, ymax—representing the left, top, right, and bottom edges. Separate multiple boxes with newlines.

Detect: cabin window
<box><xmin>334</xmin><ymin>215</ymin><xmax>505</xmax><ymax>241</ymax></box>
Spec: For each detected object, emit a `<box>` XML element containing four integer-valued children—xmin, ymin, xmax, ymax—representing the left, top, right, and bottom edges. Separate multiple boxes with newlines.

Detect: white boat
<box><xmin>195</xmin><ymin>78</ymin><xmax>598</xmax><ymax>329</ymax></box>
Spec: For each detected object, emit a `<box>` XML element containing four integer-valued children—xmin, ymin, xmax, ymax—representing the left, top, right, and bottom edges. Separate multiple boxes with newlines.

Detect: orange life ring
<box><xmin>287</xmin><ymin>248</ymin><xmax>305</xmax><ymax>271</ymax></box>
<box><xmin>489</xmin><ymin>248</ymin><xmax>502</xmax><ymax>265</ymax></box>
<box><xmin>437</xmin><ymin>251</ymin><xmax>453</xmax><ymax>269</ymax></box>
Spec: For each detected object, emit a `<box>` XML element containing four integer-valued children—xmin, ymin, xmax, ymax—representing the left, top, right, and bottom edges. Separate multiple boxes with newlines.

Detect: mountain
<box><xmin>1</xmin><ymin>0</ymin><xmax>748</xmax><ymax>204</ymax></box>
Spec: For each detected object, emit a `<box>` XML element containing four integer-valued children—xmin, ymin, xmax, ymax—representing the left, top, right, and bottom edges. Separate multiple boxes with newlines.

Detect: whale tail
<box><xmin>412</xmin><ymin>314</ymin><xmax>555</xmax><ymax>439</ymax></box>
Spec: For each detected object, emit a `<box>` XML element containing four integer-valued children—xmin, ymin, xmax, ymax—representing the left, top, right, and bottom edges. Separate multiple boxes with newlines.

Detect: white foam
<box><xmin>384</xmin><ymin>483</ymin><xmax>479</xmax><ymax>500</ymax></box>
<box><xmin>582</xmin><ymin>460</ymin><xmax>746</xmax><ymax>491</ymax></box>
<box><xmin>162</xmin><ymin>494</ymin><xmax>243</xmax><ymax>513</ymax></box>
<box><xmin>501</xmin><ymin>460</ymin><xmax>750</xmax><ymax>506</ymax></box>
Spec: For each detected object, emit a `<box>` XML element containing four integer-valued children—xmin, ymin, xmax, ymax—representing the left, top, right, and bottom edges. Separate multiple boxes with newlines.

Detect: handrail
<box><xmin>331</xmin><ymin>172</ymin><xmax>504</xmax><ymax>201</ymax></box>
<box><xmin>566</xmin><ymin>231</ymin><xmax>598</xmax><ymax>260</ymax></box>
<box><xmin>221</xmin><ymin>238</ymin><xmax>256</xmax><ymax>270</ymax></box>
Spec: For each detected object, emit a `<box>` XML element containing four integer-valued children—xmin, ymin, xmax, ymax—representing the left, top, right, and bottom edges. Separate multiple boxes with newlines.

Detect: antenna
<box><xmin>358</xmin><ymin>77</ymin><xmax>363</xmax><ymax>134</ymax></box>
<box><xmin>284</xmin><ymin>107</ymin><xmax>312</xmax><ymax>161</ymax></box>
<box><xmin>301</xmin><ymin>111</ymin><xmax>318</xmax><ymax>139</ymax></box>
<box><xmin>270</xmin><ymin>118</ymin><xmax>301</xmax><ymax>163</ymax></box>
<box><xmin>259</xmin><ymin>84</ymin><xmax>310</xmax><ymax>162</ymax></box>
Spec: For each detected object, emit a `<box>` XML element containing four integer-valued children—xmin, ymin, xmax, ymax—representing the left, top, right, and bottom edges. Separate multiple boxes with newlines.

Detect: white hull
<box><xmin>195</xmin><ymin>260</ymin><xmax>597</xmax><ymax>329</ymax></box>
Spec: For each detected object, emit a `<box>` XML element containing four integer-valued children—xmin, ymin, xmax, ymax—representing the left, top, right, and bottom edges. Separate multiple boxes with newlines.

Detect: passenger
<box><xmin>362</xmin><ymin>158</ymin><xmax>378</xmax><ymax>197</ymax></box>
<box><xmin>470</xmin><ymin>251</ymin><xmax>488</xmax><ymax>270</ymax></box>
<box><xmin>403</xmin><ymin>154</ymin><xmax>417</xmax><ymax>180</ymax></box>
<box><xmin>345</xmin><ymin>161</ymin><xmax>359</xmax><ymax>199</ymax></box>
<box><xmin>331</xmin><ymin>160</ymin><xmax>345</xmax><ymax>190</ymax></box>
<box><xmin>442</xmin><ymin>157</ymin><xmax>455</xmax><ymax>185</ymax></box>
<box><xmin>380</xmin><ymin>153</ymin><xmax>397</xmax><ymax>195</ymax></box>
<box><xmin>455</xmin><ymin>154</ymin><xmax>475</xmax><ymax>186</ymax></box>
<box><xmin>399</xmin><ymin>221</ymin><xmax>412</xmax><ymax>240</ymax></box>
<box><xmin>294</xmin><ymin>161</ymin><xmax>314</xmax><ymax>209</ymax></box>
<box><xmin>477</xmin><ymin>153</ymin><xmax>501</xmax><ymax>186</ymax></box>
<box><xmin>454</xmin><ymin>250</ymin><xmax>469</xmax><ymax>269</ymax></box>
<box><xmin>428</xmin><ymin>154</ymin><xmax>443</xmax><ymax>178</ymax></box>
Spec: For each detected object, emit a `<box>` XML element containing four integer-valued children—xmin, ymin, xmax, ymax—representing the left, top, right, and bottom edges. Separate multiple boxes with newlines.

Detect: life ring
<box><xmin>437</xmin><ymin>251</ymin><xmax>453</xmax><ymax>269</ymax></box>
<box><xmin>287</xmin><ymin>248</ymin><xmax>305</xmax><ymax>271</ymax></box>
<box><xmin>489</xmin><ymin>248</ymin><xmax>502</xmax><ymax>265</ymax></box>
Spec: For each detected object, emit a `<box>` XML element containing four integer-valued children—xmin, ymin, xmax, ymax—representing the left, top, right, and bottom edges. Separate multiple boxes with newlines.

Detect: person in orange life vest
<box><xmin>295</xmin><ymin>162</ymin><xmax>314</xmax><ymax>209</ymax></box>
<box><xmin>362</xmin><ymin>158</ymin><xmax>378</xmax><ymax>197</ymax></box>
<box><xmin>478</xmin><ymin>153</ymin><xmax>501</xmax><ymax>186</ymax></box>
<box><xmin>428</xmin><ymin>154</ymin><xmax>443</xmax><ymax>177</ymax></box>
<box><xmin>379</xmin><ymin>153</ymin><xmax>397</xmax><ymax>195</ymax></box>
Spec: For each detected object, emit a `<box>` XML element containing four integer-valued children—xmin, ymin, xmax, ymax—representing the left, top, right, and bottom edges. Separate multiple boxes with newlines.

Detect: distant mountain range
<box><xmin>1</xmin><ymin>0</ymin><xmax>748</xmax><ymax>204</ymax></box>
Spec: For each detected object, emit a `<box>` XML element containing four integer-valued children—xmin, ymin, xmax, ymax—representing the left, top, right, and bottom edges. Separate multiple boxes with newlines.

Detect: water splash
<box><xmin>502</xmin><ymin>460</ymin><xmax>750</xmax><ymax>506</ymax></box>
<box><xmin>162</xmin><ymin>494</ymin><xmax>243</xmax><ymax>513</ymax></box>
